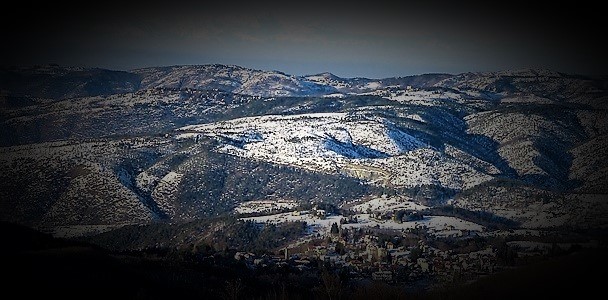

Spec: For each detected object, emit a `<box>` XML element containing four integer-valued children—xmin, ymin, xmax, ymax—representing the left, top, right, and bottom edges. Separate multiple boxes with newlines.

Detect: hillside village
<box><xmin>226</xmin><ymin>196</ymin><xmax>592</xmax><ymax>289</ymax></box>
<box><xmin>1</xmin><ymin>65</ymin><xmax>607</xmax><ymax>296</ymax></box>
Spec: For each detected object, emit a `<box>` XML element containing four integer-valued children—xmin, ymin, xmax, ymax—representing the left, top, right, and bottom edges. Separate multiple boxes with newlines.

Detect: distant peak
<box><xmin>471</xmin><ymin>68</ymin><xmax>564</xmax><ymax>78</ymax></box>
<box><xmin>134</xmin><ymin>64</ymin><xmax>292</xmax><ymax>76</ymax></box>
<box><xmin>318</xmin><ymin>72</ymin><xmax>336</xmax><ymax>77</ymax></box>
<box><xmin>305</xmin><ymin>72</ymin><xmax>340</xmax><ymax>80</ymax></box>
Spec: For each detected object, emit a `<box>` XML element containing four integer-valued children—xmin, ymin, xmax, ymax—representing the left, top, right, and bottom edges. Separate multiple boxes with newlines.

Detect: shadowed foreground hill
<box><xmin>2</xmin><ymin>221</ymin><xmax>606</xmax><ymax>299</ymax></box>
<box><xmin>420</xmin><ymin>248</ymin><xmax>607</xmax><ymax>300</ymax></box>
<box><xmin>1</xmin><ymin>222</ymin><xmax>214</xmax><ymax>299</ymax></box>
<box><xmin>1</xmin><ymin>65</ymin><xmax>607</xmax><ymax>298</ymax></box>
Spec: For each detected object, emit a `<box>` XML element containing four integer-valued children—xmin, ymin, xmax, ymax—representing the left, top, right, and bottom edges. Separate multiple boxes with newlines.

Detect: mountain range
<box><xmin>0</xmin><ymin>64</ymin><xmax>606</xmax><ymax>231</ymax></box>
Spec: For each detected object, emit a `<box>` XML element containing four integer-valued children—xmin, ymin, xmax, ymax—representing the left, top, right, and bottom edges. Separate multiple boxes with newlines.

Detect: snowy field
<box><xmin>342</xmin><ymin>214</ymin><xmax>484</xmax><ymax>237</ymax></box>
<box><xmin>234</xmin><ymin>199</ymin><xmax>298</xmax><ymax>214</ymax></box>
<box><xmin>241</xmin><ymin>211</ymin><xmax>484</xmax><ymax>238</ymax></box>
<box><xmin>241</xmin><ymin>213</ymin><xmax>344</xmax><ymax>236</ymax></box>
<box><xmin>349</xmin><ymin>195</ymin><xmax>428</xmax><ymax>213</ymax></box>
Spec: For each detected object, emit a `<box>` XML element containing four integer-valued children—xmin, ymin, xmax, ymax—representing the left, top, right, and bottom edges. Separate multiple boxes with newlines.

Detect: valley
<box><xmin>1</xmin><ymin>64</ymin><xmax>607</xmax><ymax>296</ymax></box>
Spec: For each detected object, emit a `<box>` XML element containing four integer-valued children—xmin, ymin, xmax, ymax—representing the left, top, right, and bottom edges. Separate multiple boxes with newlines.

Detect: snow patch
<box><xmin>180</xmin><ymin>112</ymin><xmax>493</xmax><ymax>190</ymax></box>
<box><xmin>234</xmin><ymin>199</ymin><xmax>298</xmax><ymax>214</ymax></box>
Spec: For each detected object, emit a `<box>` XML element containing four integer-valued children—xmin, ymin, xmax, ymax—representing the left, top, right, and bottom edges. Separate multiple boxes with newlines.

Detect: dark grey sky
<box><xmin>3</xmin><ymin>2</ymin><xmax>606</xmax><ymax>78</ymax></box>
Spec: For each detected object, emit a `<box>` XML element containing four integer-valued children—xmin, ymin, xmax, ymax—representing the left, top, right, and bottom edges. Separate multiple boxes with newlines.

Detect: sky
<box><xmin>3</xmin><ymin>2</ymin><xmax>606</xmax><ymax>78</ymax></box>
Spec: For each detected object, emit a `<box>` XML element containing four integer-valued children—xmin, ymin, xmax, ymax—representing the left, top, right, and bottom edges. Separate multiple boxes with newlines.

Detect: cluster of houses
<box><xmin>232</xmin><ymin>224</ymin><xmax>498</xmax><ymax>285</ymax></box>
<box><xmin>231</xmin><ymin>202</ymin><xmax>589</xmax><ymax>288</ymax></box>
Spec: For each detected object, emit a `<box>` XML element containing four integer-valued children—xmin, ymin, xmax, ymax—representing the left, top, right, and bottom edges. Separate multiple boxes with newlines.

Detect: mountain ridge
<box><xmin>1</xmin><ymin>63</ymin><xmax>606</xmax><ymax>298</ymax></box>
<box><xmin>5</xmin><ymin>63</ymin><xmax>597</xmax><ymax>101</ymax></box>
<box><xmin>0</xmin><ymin>63</ymin><xmax>606</xmax><ymax>230</ymax></box>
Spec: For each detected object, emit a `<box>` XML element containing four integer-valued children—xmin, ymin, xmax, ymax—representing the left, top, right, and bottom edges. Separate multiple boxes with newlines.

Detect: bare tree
<box><xmin>223</xmin><ymin>278</ymin><xmax>245</xmax><ymax>300</ymax></box>
<box><xmin>321</xmin><ymin>270</ymin><xmax>343</xmax><ymax>300</ymax></box>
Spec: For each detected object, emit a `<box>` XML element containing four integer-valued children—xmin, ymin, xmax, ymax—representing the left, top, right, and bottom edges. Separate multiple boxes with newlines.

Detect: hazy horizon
<box><xmin>7</xmin><ymin>62</ymin><xmax>594</xmax><ymax>80</ymax></box>
<box><xmin>3</xmin><ymin>2</ymin><xmax>606</xmax><ymax>78</ymax></box>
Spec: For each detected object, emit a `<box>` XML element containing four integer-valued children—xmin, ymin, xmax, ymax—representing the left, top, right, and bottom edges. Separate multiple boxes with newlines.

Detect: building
<box><xmin>372</xmin><ymin>270</ymin><xmax>393</xmax><ymax>282</ymax></box>
<box><xmin>386</xmin><ymin>241</ymin><xmax>395</xmax><ymax>250</ymax></box>
<box><xmin>312</xmin><ymin>208</ymin><xmax>327</xmax><ymax>219</ymax></box>
<box><xmin>377</xmin><ymin>247</ymin><xmax>388</xmax><ymax>261</ymax></box>
<box><xmin>417</xmin><ymin>258</ymin><xmax>430</xmax><ymax>272</ymax></box>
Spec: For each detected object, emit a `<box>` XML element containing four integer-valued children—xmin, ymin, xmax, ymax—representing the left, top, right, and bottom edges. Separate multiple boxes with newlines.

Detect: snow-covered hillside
<box><xmin>133</xmin><ymin>64</ymin><xmax>335</xmax><ymax>97</ymax></box>
<box><xmin>0</xmin><ymin>139</ymin><xmax>173</xmax><ymax>226</ymax></box>
<box><xmin>435</xmin><ymin>69</ymin><xmax>608</xmax><ymax>109</ymax></box>
<box><xmin>569</xmin><ymin>134</ymin><xmax>608</xmax><ymax>193</ymax></box>
<box><xmin>465</xmin><ymin>108</ymin><xmax>586</xmax><ymax>189</ymax></box>
<box><xmin>180</xmin><ymin>112</ymin><xmax>494</xmax><ymax>190</ymax></box>
<box><xmin>131</xmin><ymin>65</ymin><xmax>454</xmax><ymax>98</ymax></box>
<box><xmin>1</xmin><ymin>64</ymin><xmax>606</xmax><ymax>231</ymax></box>
<box><xmin>303</xmin><ymin>72</ymin><xmax>386</xmax><ymax>94</ymax></box>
